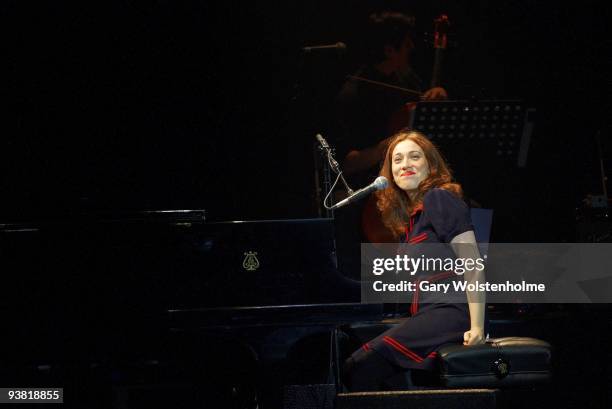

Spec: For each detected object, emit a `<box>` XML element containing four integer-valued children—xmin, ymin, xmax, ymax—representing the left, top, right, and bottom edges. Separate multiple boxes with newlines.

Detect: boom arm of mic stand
<box><xmin>338</xmin><ymin>173</ymin><xmax>354</xmax><ymax>196</ymax></box>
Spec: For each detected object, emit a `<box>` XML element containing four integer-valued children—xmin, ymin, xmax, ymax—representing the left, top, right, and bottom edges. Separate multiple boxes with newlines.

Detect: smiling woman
<box><xmin>343</xmin><ymin>129</ymin><xmax>486</xmax><ymax>392</ymax></box>
<box><xmin>377</xmin><ymin>130</ymin><xmax>462</xmax><ymax>238</ymax></box>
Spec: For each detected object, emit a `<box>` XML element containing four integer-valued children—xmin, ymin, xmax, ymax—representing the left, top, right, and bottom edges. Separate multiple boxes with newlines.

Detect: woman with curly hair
<box><xmin>343</xmin><ymin>130</ymin><xmax>486</xmax><ymax>391</ymax></box>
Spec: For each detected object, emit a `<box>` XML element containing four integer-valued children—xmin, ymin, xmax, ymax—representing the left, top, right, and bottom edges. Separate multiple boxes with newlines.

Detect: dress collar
<box><xmin>410</xmin><ymin>203</ymin><xmax>424</xmax><ymax>217</ymax></box>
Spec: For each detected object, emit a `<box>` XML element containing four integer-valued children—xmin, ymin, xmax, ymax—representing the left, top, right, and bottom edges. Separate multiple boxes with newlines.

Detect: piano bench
<box><xmin>437</xmin><ymin>337</ymin><xmax>552</xmax><ymax>388</ymax></box>
<box><xmin>338</xmin><ymin>323</ymin><xmax>552</xmax><ymax>390</ymax></box>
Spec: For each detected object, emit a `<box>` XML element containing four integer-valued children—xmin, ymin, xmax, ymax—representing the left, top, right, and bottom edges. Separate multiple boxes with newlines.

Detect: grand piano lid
<box><xmin>0</xmin><ymin>209</ymin><xmax>206</xmax><ymax>231</ymax></box>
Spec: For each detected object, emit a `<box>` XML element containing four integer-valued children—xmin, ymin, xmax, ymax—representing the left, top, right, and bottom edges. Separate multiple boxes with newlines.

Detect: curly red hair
<box><xmin>376</xmin><ymin>130</ymin><xmax>463</xmax><ymax>238</ymax></box>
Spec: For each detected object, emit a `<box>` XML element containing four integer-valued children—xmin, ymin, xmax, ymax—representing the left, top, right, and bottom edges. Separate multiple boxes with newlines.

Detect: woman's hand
<box><xmin>463</xmin><ymin>327</ymin><xmax>486</xmax><ymax>346</ymax></box>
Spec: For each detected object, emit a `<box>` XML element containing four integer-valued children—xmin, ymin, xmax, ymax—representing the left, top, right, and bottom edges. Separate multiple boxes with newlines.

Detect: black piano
<box><xmin>0</xmin><ymin>211</ymin><xmax>382</xmax><ymax>408</ymax></box>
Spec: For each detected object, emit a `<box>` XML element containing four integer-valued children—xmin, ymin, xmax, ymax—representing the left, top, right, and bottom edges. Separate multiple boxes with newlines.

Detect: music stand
<box><xmin>409</xmin><ymin>100</ymin><xmax>533</xmax><ymax>168</ymax></box>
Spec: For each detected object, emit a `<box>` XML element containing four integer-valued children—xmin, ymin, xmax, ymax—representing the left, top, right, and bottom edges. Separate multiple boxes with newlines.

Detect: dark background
<box><xmin>2</xmin><ymin>2</ymin><xmax>612</xmax><ymax>407</ymax></box>
<box><xmin>3</xmin><ymin>0</ymin><xmax>611</xmax><ymax>241</ymax></box>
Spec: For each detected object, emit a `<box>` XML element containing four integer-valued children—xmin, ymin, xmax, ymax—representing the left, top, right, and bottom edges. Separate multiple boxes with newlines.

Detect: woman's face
<box><xmin>391</xmin><ymin>139</ymin><xmax>430</xmax><ymax>194</ymax></box>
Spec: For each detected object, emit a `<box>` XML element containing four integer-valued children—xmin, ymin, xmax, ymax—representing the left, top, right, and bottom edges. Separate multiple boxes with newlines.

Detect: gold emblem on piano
<box><xmin>243</xmin><ymin>251</ymin><xmax>260</xmax><ymax>271</ymax></box>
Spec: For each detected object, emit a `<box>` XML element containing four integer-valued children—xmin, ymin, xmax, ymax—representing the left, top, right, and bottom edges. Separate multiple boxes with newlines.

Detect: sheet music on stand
<box><xmin>409</xmin><ymin>100</ymin><xmax>533</xmax><ymax>168</ymax></box>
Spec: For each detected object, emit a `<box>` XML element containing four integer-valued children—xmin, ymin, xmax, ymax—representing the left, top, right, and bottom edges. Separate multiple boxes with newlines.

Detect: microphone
<box><xmin>302</xmin><ymin>42</ymin><xmax>347</xmax><ymax>53</ymax></box>
<box><xmin>331</xmin><ymin>176</ymin><xmax>388</xmax><ymax>210</ymax></box>
<box><xmin>316</xmin><ymin>133</ymin><xmax>330</xmax><ymax>149</ymax></box>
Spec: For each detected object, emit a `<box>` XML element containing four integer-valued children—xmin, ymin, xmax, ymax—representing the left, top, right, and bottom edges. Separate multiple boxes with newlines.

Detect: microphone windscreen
<box><xmin>373</xmin><ymin>176</ymin><xmax>388</xmax><ymax>190</ymax></box>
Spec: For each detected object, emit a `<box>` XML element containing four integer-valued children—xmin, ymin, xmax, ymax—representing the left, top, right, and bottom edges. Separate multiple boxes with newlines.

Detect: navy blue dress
<box><xmin>354</xmin><ymin>188</ymin><xmax>475</xmax><ymax>371</ymax></box>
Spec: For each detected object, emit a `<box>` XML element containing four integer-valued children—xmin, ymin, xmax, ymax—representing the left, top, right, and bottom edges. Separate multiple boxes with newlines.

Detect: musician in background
<box><xmin>336</xmin><ymin>12</ymin><xmax>448</xmax><ymax>184</ymax></box>
<box><xmin>333</xmin><ymin>11</ymin><xmax>449</xmax><ymax>278</ymax></box>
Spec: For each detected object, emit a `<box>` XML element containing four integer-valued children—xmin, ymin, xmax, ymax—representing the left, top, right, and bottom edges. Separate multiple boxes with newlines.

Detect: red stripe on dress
<box><xmin>409</xmin><ymin>232</ymin><xmax>428</xmax><ymax>244</ymax></box>
<box><xmin>362</xmin><ymin>343</ymin><xmax>370</xmax><ymax>352</ymax></box>
<box><xmin>411</xmin><ymin>279</ymin><xmax>420</xmax><ymax>315</ymax></box>
<box><xmin>410</xmin><ymin>203</ymin><xmax>423</xmax><ymax>216</ymax></box>
<box><xmin>409</xmin><ymin>279</ymin><xmax>418</xmax><ymax>315</ymax></box>
<box><xmin>382</xmin><ymin>336</ymin><xmax>424</xmax><ymax>363</ymax></box>
<box><xmin>409</xmin><ymin>232</ymin><xmax>427</xmax><ymax>240</ymax></box>
<box><xmin>383</xmin><ymin>337</ymin><xmax>423</xmax><ymax>362</ymax></box>
<box><xmin>410</xmin><ymin>271</ymin><xmax>454</xmax><ymax>315</ymax></box>
<box><xmin>406</xmin><ymin>233</ymin><xmax>429</xmax><ymax>313</ymax></box>
<box><xmin>405</xmin><ymin>204</ymin><xmax>422</xmax><ymax>242</ymax></box>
